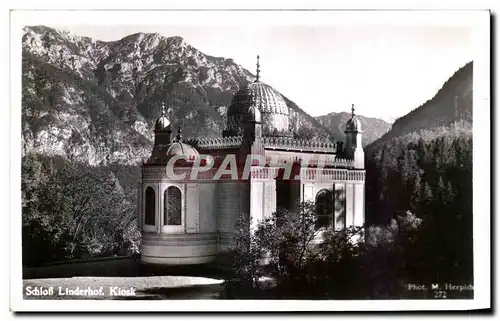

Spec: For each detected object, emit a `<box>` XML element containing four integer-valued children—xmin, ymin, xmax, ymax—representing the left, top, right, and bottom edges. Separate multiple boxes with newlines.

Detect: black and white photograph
<box><xmin>8</xmin><ymin>7</ymin><xmax>491</xmax><ymax>312</ymax></box>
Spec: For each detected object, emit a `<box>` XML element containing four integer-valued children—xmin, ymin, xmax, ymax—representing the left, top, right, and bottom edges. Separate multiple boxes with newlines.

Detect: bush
<box><xmin>229</xmin><ymin>202</ymin><xmax>427</xmax><ymax>299</ymax></box>
<box><xmin>21</xmin><ymin>153</ymin><xmax>140</xmax><ymax>265</ymax></box>
<box><xmin>227</xmin><ymin>213</ymin><xmax>264</xmax><ymax>288</ymax></box>
<box><xmin>254</xmin><ymin>202</ymin><xmax>323</xmax><ymax>281</ymax></box>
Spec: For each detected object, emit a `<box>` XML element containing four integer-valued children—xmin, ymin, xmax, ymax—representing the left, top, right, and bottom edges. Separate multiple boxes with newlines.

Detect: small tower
<box><xmin>344</xmin><ymin>104</ymin><xmax>364</xmax><ymax>169</ymax></box>
<box><xmin>241</xmin><ymin>56</ymin><xmax>265</xmax><ymax>156</ymax></box>
<box><xmin>154</xmin><ymin>102</ymin><xmax>172</xmax><ymax>146</ymax></box>
<box><xmin>241</xmin><ymin>103</ymin><xmax>264</xmax><ymax>159</ymax></box>
<box><xmin>243</xmin><ymin>104</ymin><xmax>262</xmax><ymax>139</ymax></box>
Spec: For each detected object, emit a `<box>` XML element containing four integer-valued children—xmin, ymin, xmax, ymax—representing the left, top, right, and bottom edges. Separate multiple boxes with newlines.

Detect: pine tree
<box><xmin>411</xmin><ymin>174</ymin><xmax>422</xmax><ymax>208</ymax></box>
<box><xmin>445</xmin><ymin>181</ymin><xmax>454</xmax><ymax>204</ymax></box>
<box><xmin>421</xmin><ymin>181</ymin><xmax>433</xmax><ymax>203</ymax></box>
<box><xmin>437</xmin><ymin>176</ymin><xmax>445</xmax><ymax>201</ymax></box>
<box><xmin>416</xmin><ymin>137</ymin><xmax>427</xmax><ymax>168</ymax></box>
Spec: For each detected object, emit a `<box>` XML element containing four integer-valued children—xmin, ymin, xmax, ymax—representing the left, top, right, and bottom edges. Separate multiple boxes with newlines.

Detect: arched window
<box><xmin>316</xmin><ymin>189</ymin><xmax>333</xmax><ymax>229</ymax></box>
<box><xmin>164</xmin><ymin>186</ymin><xmax>182</xmax><ymax>225</ymax></box>
<box><xmin>145</xmin><ymin>186</ymin><xmax>155</xmax><ymax>226</ymax></box>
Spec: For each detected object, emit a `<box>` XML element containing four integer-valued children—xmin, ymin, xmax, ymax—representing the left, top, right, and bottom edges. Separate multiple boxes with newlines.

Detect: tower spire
<box><xmin>175</xmin><ymin>125</ymin><xmax>183</xmax><ymax>142</ymax></box>
<box><xmin>161</xmin><ymin>102</ymin><xmax>166</xmax><ymax>116</ymax></box>
<box><xmin>255</xmin><ymin>54</ymin><xmax>260</xmax><ymax>82</ymax></box>
<box><xmin>351</xmin><ymin>104</ymin><xmax>355</xmax><ymax>117</ymax></box>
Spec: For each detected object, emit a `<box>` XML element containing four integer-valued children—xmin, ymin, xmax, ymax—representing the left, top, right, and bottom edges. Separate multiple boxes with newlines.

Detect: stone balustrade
<box><xmin>185</xmin><ymin>135</ymin><xmax>338</xmax><ymax>153</ymax></box>
<box><xmin>262</xmin><ymin>136</ymin><xmax>337</xmax><ymax>152</ymax></box>
<box><xmin>186</xmin><ymin>136</ymin><xmax>243</xmax><ymax>149</ymax></box>
<box><xmin>264</xmin><ymin>155</ymin><xmax>354</xmax><ymax>168</ymax></box>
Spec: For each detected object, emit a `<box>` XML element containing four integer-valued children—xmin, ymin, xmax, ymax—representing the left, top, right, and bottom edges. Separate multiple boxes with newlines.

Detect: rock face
<box><xmin>22</xmin><ymin>25</ymin><xmax>335</xmax><ymax>165</ymax></box>
<box><xmin>315</xmin><ymin>112</ymin><xmax>392</xmax><ymax>147</ymax></box>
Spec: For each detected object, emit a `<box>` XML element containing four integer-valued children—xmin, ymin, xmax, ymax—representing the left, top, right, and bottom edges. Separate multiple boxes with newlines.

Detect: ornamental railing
<box><xmin>186</xmin><ymin>135</ymin><xmax>338</xmax><ymax>153</ymax></box>
<box><xmin>262</xmin><ymin>136</ymin><xmax>337</xmax><ymax>152</ymax></box>
<box><xmin>186</xmin><ymin>136</ymin><xmax>243</xmax><ymax>149</ymax></box>
<box><xmin>263</xmin><ymin>155</ymin><xmax>354</xmax><ymax>168</ymax></box>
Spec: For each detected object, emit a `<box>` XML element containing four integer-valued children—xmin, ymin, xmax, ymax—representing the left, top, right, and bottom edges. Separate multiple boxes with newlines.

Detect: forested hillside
<box><xmin>364</xmin><ymin>60</ymin><xmax>474</xmax><ymax>285</ymax></box>
<box><xmin>21</xmin><ymin>153</ymin><xmax>140</xmax><ymax>266</ymax></box>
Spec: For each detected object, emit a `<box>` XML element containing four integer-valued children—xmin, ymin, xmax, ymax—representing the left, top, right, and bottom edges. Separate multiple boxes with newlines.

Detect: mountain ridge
<box><xmin>22</xmin><ymin>25</ymin><xmax>391</xmax><ymax>165</ymax></box>
<box><xmin>315</xmin><ymin>111</ymin><xmax>392</xmax><ymax>147</ymax></box>
<box><xmin>369</xmin><ymin>61</ymin><xmax>473</xmax><ymax>146</ymax></box>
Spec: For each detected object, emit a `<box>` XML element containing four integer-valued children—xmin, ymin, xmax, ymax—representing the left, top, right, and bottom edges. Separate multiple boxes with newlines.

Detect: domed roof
<box><xmin>226</xmin><ymin>81</ymin><xmax>291</xmax><ymax>136</ymax></box>
<box><xmin>345</xmin><ymin>104</ymin><xmax>362</xmax><ymax>132</ymax></box>
<box><xmin>346</xmin><ymin>117</ymin><xmax>361</xmax><ymax>132</ymax></box>
<box><xmin>155</xmin><ymin>103</ymin><xmax>171</xmax><ymax>131</ymax></box>
<box><xmin>166</xmin><ymin>142</ymin><xmax>199</xmax><ymax>161</ymax></box>
<box><xmin>155</xmin><ymin>116</ymin><xmax>170</xmax><ymax>131</ymax></box>
<box><xmin>225</xmin><ymin>56</ymin><xmax>292</xmax><ymax>136</ymax></box>
<box><xmin>166</xmin><ymin>129</ymin><xmax>199</xmax><ymax>161</ymax></box>
<box><xmin>227</xmin><ymin>81</ymin><xmax>290</xmax><ymax>117</ymax></box>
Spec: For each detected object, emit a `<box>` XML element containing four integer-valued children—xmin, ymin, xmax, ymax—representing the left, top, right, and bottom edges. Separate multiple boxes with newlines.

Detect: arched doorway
<box><xmin>164</xmin><ymin>186</ymin><xmax>182</xmax><ymax>225</ymax></box>
<box><xmin>145</xmin><ymin>186</ymin><xmax>155</xmax><ymax>226</ymax></box>
<box><xmin>315</xmin><ymin>189</ymin><xmax>333</xmax><ymax>229</ymax></box>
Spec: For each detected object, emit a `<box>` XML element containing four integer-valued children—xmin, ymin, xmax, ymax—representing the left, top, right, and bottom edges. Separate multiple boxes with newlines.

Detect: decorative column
<box><xmin>137</xmin><ymin>182</ymin><xmax>142</xmax><ymax>231</ymax></box>
<box><xmin>263</xmin><ymin>178</ymin><xmax>277</xmax><ymax>219</ymax></box>
<box><xmin>354</xmin><ymin>181</ymin><xmax>365</xmax><ymax>227</ymax></box>
<box><xmin>345</xmin><ymin>183</ymin><xmax>354</xmax><ymax>228</ymax></box>
<box><xmin>248</xmin><ymin>166</ymin><xmax>277</xmax><ymax>230</ymax></box>
<box><xmin>334</xmin><ymin>183</ymin><xmax>347</xmax><ymax>229</ymax></box>
<box><xmin>249</xmin><ymin>178</ymin><xmax>264</xmax><ymax>231</ymax></box>
<box><xmin>156</xmin><ymin>182</ymin><xmax>161</xmax><ymax>235</ymax></box>
<box><xmin>185</xmin><ymin>183</ymin><xmax>199</xmax><ymax>233</ymax></box>
<box><xmin>216</xmin><ymin>181</ymin><xmax>242</xmax><ymax>250</ymax></box>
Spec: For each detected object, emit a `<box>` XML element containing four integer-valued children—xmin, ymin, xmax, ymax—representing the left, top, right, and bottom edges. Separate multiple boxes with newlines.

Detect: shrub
<box><xmin>227</xmin><ymin>213</ymin><xmax>264</xmax><ymax>289</ymax></box>
<box><xmin>21</xmin><ymin>153</ymin><xmax>140</xmax><ymax>265</ymax></box>
<box><xmin>254</xmin><ymin>201</ymin><xmax>322</xmax><ymax>281</ymax></box>
<box><xmin>229</xmin><ymin>202</ymin><xmax>426</xmax><ymax>299</ymax></box>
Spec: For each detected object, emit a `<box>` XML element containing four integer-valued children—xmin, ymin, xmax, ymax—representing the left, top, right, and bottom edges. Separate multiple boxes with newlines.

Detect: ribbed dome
<box><xmin>147</xmin><ymin>141</ymin><xmax>199</xmax><ymax>164</ymax></box>
<box><xmin>229</xmin><ymin>82</ymin><xmax>289</xmax><ymax>116</ymax></box>
<box><xmin>166</xmin><ymin>142</ymin><xmax>200</xmax><ymax>161</ymax></box>
<box><xmin>226</xmin><ymin>81</ymin><xmax>291</xmax><ymax>136</ymax></box>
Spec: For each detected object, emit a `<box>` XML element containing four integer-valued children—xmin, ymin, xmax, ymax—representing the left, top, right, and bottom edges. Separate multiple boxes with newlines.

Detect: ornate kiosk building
<box><xmin>138</xmin><ymin>58</ymin><xmax>366</xmax><ymax>265</ymax></box>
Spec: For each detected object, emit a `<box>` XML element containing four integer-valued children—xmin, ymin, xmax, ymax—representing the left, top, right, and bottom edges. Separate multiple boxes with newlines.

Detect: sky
<box><xmin>50</xmin><ymin>14</ymin><xmax>474</xmax><ymax>124</ymax></box>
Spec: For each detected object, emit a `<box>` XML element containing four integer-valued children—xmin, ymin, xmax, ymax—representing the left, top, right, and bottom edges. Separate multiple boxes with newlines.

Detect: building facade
<box><xmin>138</xmin><ymin>58</ymin><xmax>365</xmax><ymax>266</ymax></box>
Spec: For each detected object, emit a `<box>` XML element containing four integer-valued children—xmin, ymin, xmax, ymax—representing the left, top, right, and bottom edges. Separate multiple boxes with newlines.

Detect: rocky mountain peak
<box><xmin>167</xmin><ymin>35</ymin><xmax>185</xmax><ymax>45</ymax></box>
<box><xmin>22</xmin><ymin>25</ymin><xmax>341</xmax><ymax>166</ymax></box>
